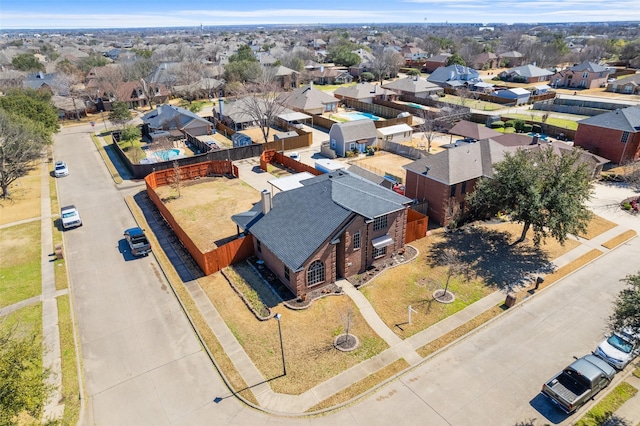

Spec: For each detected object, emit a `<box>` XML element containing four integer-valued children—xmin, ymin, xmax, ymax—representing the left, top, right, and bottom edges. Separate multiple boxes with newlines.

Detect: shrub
<box><xmin>489</xmin><ymin>121</ymin><xmax>504</xmax><ymax>128</ymax></box>
<box><xmin>504</xmin><ymin>120</ymin><xmax>515</xmax><ymax>128</ymax></box>
<box><xmin>623</xmin><ymin>203</ymin><xmax>632</xmax><ymax>210</ymax></box>
<box><xmin>531</xmin><ymin>124</ymin><xmax>542</xmax><ymax>134</ymax></box>
<box><xmin>522</xmin><ymin>124</ymin><xmax>533</xmax><ymax>133</ymax></box>
<box><xmin>514</xmin><ymin>119</ymin><xmax>526</xmax><ymax>132</ymax></box>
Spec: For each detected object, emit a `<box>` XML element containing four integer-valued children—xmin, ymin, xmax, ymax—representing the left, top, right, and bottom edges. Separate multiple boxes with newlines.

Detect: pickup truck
<box><xmin>124</xmin><ymin>227</ymin><xmax>152</xmax><ymax>257</ymax></box>
<box><xmin>542</xmin><ymin>354</ymin><xmax>616</xmax><ymax>414</ymax></box>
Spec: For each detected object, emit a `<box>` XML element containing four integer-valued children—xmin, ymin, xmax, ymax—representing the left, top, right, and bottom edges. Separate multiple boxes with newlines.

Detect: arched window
<box><xmin>307</xmin><ymin>260</ymin><xmax>325</xmax><ymax>286</ymax></box>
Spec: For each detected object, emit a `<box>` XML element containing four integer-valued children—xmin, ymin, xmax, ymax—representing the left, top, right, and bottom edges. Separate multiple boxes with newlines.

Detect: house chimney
<box><xmin>261</xmin><ymin>189</ymin><xmax>272</xmax><ymax>214</ymax></box>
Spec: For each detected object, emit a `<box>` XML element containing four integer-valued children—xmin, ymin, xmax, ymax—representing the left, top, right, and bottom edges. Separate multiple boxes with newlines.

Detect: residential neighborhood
<box><xmin>3</xmin><ymin>15</ymin><xmax>640</xmax><ymax>426</ymax></box>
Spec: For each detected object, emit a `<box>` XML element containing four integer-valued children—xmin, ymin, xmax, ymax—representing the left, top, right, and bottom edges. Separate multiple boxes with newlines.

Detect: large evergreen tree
<box><xmin>467</xmin><ymin>147</ymin><xmax>593</xmax><ymax>246</ymax></box>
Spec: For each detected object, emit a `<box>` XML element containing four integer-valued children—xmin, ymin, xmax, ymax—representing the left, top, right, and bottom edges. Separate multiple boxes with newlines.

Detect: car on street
<box><xmin>594</xmin><ymin>329</ymin><xmax>640</xmax><ymax>370</ymax></box>
<box><xmin>123</xmin><ymin>227</ymin><xmax>152</xmax><ymax>257</ymax></box>
<box><xmin>61</xmin><ymin>205</ymin><xmax>82</xmax><ymax>229</ymax></box>
<box><xmin>54</xmin><ymin>160</ymin><xmax>69</xmax><ymax>177</ymax></box>
<box><xmin>289</xmin><ymin>151</ymin><xmax>300</xmax><ymax>160</ymax></box>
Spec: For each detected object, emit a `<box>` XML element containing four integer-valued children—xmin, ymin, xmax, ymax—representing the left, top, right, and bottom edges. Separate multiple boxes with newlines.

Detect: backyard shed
<box><xmin>329</xmin><ymin>120</ymin><xmax>378</xmax><ymax>157</ymax></box>
<box><xmin>377</xmin><ymin>123</ymin><xmax>413</xmax><ymax>143</ymax></box>
<box><xmin>232</xmin><ymin>132</ymin><xmax>252</xmax><ymax>147</ymax></box>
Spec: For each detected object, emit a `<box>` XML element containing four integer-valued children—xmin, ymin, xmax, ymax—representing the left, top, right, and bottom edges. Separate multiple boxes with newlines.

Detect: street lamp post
<box><xmin>274</xmin><ymin>313</ymin><xmax>286</xmax><ymax>376</ymax></box>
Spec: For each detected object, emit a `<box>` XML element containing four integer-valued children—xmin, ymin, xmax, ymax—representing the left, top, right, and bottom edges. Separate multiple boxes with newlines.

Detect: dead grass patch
<box><xmin>602</xmin><ymin>230</ymin><xmax>637</xmax><ymax>249</ymax></box>
<box><xmin>362</xmin><ymin>236</ymin><xmax>492</xmax><ymax>339</ymax></box>
<box><xmin>417</xmin><ymin>305</ymin><xmax>504</xmax><ymax>358</ymax></box>
<box><xmin>91</xmin><ymin>134</ymin><xmax>123</xmax><ymax>184</ymax></box>
<box><xmin>348</xmin><ymin>151</ymin><xmax>414</xmax><ymax>183</ymax></box>
<box><xmin>155</xmin><ymin>177</ymin><xmax>260</xmax><ymax>251</ymax></box>
<box><xmin>579</xmin><ymin>215</ymin><xmax>617</xmax><ymax>240</ymax></box>
<box><xmin>0</xmin><ymin>165</ymin><xmax>41</xmax><ymax>225</ymax></box>
<box><xmin>482</xmin><ymin>221</ymin><xmax>580</xmax><ymax>260</ymax></box>
<box><xmin>198</xmin><ymin>272</ymin><xmax>389</xmax><ymax>395</ymax></box>
<box><xmin>125</xmin><ymin>194</ymin><xmax>258</xmax><ymax>405</ymax></box>
<box><xmin>533</xmin><ymin>249</ymin><xmax>603</xmax><ymax>291</ymax></box>
<box><xmin>306</xmin><ymin>358</ymin><xmax>410</xmax><ymax>412</ymax></box>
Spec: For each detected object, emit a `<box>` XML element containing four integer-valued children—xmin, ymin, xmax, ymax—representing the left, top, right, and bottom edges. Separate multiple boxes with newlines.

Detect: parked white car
<box><xmin>61</xmin><ymin>205</ymin><xmax>82</xmax><ymax>229</ymax></box>
<box><xmin>54</xmin><ymin>160</ymin><xmax>69</xmax><ymax>177</ymax></box>
<box><xmin>594</xmin><ymin>329</ymin><xmax>640</xmax><ymax>370</ymax></box>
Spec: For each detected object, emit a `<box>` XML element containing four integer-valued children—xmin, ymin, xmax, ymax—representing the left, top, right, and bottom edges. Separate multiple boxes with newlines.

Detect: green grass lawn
<box><xmin>440</xmin><ymin>94</ymin><xmax>506</xmax><ymax>111</ymax></box>
<box><xmin>574</xmin><ymin>381</ymin><xmax>638</xmax><ymax>426</ymax></box>
<box><xmin>0</xmin><ymin>221</ymin><xmax>41</xmax><ymax>308</ymax></box>
<box><xmin>502</xmin><ymin>113</ymin><xmax>582</xmax><ymax>130</ymax></box>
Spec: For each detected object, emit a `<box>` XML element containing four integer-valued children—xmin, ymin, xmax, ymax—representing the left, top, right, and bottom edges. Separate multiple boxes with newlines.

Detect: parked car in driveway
<box><xmin>594</xmin><ymin>329</ymin><xmax>640</xmax><ymax>370</ymax></box>
<box><xmin>61</xmin><ymin>205</ymin><xmax>82</xmax><ymax>229</ymax></box>
<box><xmin>54</xmin><ymin>160</ymin><xmax>69</xmax><ymax>177</ymax></box>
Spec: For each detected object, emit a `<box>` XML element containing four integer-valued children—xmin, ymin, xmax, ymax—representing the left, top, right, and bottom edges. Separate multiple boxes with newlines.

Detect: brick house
<box><xmin>403</xmin><ymin>139</ymin><xmax>508</xmax><ymax>226</ymax></box>
<box><xmin>550</xmin><ymin>62</ymin><xmax>609</xmax><ymax>89</ymax></box>
<box><xmin>606</xmin><ymin>74</ymin><xmax>640</xmax><ymax>95</ymax></box>
<box><xmin>232</xmin><ymin>170</ymin><xmax>412</xmax><ymax>297</ymax></box>
<box><xmin>423</xmin><ymin>54</ymin><xmax>452</xmax><ymax>73</ymax></box>
<box><xmin>574</xmin><ymin>106</ymin><xmax>640</xmax><ymax>164</ymax></box>
<box><xmin>473</xmin><ymin>52</ymin><xmax>498</xmax><ymax>70</ymax></box>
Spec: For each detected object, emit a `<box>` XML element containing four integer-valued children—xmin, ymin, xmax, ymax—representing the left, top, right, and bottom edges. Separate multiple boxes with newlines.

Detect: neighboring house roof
<box><xmin>577</xmin><ymin>106</ymin><xmax>640</xmax><ymax>133</ymax></box>
<box><xmin>142</xmin><ymin>103</ymin><xmax>210</xmax><ymax>130</ymax></box>
<box><xmin>496</xmin><ymin>87</ymin><xmax>531</xmax><ymax>96</ymax></box>
<box><xmin>609</xmin><ymin>73</ymin><xmax>640</xmax><ymax>85</ymax></box>
<box><xmin>504</xmin><ymin>64</ymin><xmax>553</xmax><ymax>78</ymax></box>
<box><xmin>475</xmin><ymin>52</ymin><xmax>498</xmax><ymax>63</ymax></box>
<box><xmin>448</xmin><ymin>120</ymin><xmax>502</xmax><ymax>140</ymax></box>
<box><xmin>246</xmin><ymin>170</ymin><xmax>411</xmax><ymax>270</ymax></box>
<box><xmin>331</xmin><ymin>120</ymin><xmax>378</xmax><ymax>141</ymax></box>
<box><xmin>427</xmin><ymin>65</ymin><xmax>481</xmax><ymax>84</ymax></box>
<box><xmin>499</xmin><ymin>51</ymin><xmax>524</xmax><ymax>58</ymax></box>
<box><xmin>279</xmin><ymin>85</ymin><xmax>339</xmax><ymax>111</ymax></box>
<box><xmin>215</xmin><ymin>96</ymin><xmax>295</xmax><ymax>125</ymax></box>
<box><xmin>569</xmin><ymin>61</ymin><xmax>608</xmax><ymax>73</ymax></box>
<box><xmin>381</xmin><ymin>76</ymin><xmax>442</xmax><ymax>94</ymax></box>
<box><xmin>334</xmin><ymin>82</ymin><xmax>394</xmax><ymax>100</ymax></box>
<box><xmin>403</xmin><ymin>139</ymin><xmax>509</xmax><ymax>185</ymax></box>
<box><xmin>23</xmin><ymin>71</ymin><xmax>62</xmax><ymax>92</ymax></box>
<box><xmin>272</xmin><ymin>65</ymin><xmax>299</xmax><ymax>77</ymax></box>
<box><xmin>426</xmin><ymin>53</ymin><xmax>452</xmax><ymax>63</ymax></box>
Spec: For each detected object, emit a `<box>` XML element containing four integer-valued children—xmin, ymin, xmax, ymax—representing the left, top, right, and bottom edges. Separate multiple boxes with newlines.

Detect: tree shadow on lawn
<box><xmin>427</xmin><ymin>226</ymin><xmax>555</xmax><ymax>291</ymax></box>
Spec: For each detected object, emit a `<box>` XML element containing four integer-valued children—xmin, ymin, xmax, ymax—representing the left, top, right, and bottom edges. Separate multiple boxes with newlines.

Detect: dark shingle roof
<box><xmin>248</xmin><ymin>171</ymin><xmax>410</xmax><ymax>270</ymax></box>
<box><xmin>569</xmin><ymin>62</ymin><xmax>608</xmax><ymax>73</ymax></box>
<box><xmin>403</xmin><ymin>139</ymin><xmax>508</xmax><ymax>185</ymax></box>
<box><xmin>578</xmin><ymin>106</ymin><xmax>640</xmax><ymax>132</ymax></box>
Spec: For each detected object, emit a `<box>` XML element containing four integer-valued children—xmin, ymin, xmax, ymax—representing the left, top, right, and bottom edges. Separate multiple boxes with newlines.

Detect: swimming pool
<box><xmin>153</xmin><ymin>149</ymin><xmax>181</xmax><ymax>161</ymax></box>
<box><xmin>339</xmin><ymin>111</ymin><xmax>381</xmax><ymax>121</ymax></box>
<box><xmin>528</xmin><ymin>133</ymin><xmax>548</xmax><ymax>140</ymax></box>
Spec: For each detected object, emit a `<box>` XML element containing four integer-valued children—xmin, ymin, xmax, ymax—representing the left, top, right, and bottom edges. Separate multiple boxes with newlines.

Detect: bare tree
<box><xmin>417</xmin><ymin>109</ymin><xmax>442</xmax><ymax>152</ymax></box>
<box><xmin>621</xmin><ymin>160</ymin><xmax>640</xmax><ymax>191</ymax></box>
<box><xmin>371</xmin><ymin>48</ymin><xmax>405</xmax><ymax>84</ymax></box>
<box><xmin>94</xmin><ymin>64</ymin><xmax>126</xmax><ymax>102</ymax></box>
<box><xmin>236</xmin><ymin>68</ymin><xmax>289</xmax><ymax>143</ymax></box>
<box><xmin>167</xmin><ymin>160</ymin><xmax>183</xmax><ymax>198</ymax></box>
<box><xmin>434</xmin><ymin>248</ymin><xmax>469</xmax><ymax>303</ymax></box>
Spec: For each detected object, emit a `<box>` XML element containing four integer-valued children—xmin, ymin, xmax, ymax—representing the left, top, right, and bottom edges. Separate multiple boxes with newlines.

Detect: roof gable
<box><xmin>578</xmin><ymin>106</ymin><xmax>640</xmax><ymax>133</ymax></box>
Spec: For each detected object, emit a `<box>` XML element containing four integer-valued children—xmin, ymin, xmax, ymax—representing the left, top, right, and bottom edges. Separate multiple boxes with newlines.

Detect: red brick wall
<box><xmin>405</xmin><ymin>171</ymin><xmax>477</xmax><ymax>226</ymax></box>
<box><xmin>575</xmin><ymin>123</ymin><xmax>640</xmax><ymax>164</ymax></box>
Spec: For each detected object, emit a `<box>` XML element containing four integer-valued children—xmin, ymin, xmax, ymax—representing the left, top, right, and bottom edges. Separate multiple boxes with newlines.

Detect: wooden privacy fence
<box><xmin>260</xmin><ymin>150</ymin><xmax>323</xmax><ymax>176</ymax></box>
<box><xmin>145</xmin><ymin>160</ymin><xmax>254</xmax><ymax>275</ymax></box>
<box><xmin>406</xmin><ymin>208</ymin><xmax>428</xmax><ymax>243</ymax></box>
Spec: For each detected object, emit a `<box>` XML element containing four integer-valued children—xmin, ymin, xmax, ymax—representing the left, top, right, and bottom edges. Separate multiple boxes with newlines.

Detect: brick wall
<box><xmin>575</xmin><ymin>123</ymin><xmax>640</xmax><ymax>164</ymax></box>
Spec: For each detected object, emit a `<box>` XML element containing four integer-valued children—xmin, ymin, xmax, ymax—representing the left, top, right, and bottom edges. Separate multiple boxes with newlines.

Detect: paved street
<box><xmin>56</xmin><ymin>122</ymin><xmax>640</xmax><ymax>425</ymax></box>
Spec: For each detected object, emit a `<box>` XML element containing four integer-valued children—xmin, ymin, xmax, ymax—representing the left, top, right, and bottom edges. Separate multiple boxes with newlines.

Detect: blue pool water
<box><xmin>343</xmin><ymin>111</ymin><xmax>381</xmax><ymax>121</ymax></box>
<box><xmin>528</xmin><ymin>133</ymin><xmax>548</xmax><ymax>140</ymax></box>
<box><xmin>407</xmin><ymin>103</ymin><xmax>425</xmax><ymax>109</ymax></box>
<box><xmin>154</xmin><ymin>149</ymin><xmax>181</xmax><ymax>161</ymax></box>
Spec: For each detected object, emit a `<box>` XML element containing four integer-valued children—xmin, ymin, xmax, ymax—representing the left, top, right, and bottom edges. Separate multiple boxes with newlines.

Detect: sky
<box><xmin>1</xmin><ymin>0</ymin><xmax>640</xmax><ymax>29</ymax></box>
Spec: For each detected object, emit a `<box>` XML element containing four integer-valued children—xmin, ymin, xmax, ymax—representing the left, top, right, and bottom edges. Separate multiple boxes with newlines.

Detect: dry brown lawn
<box><xmin>364</xmin><ymin>221</ymin><xmax>583</xmax><ymax>339</ymax></box>
<box><xmin>155</xmin><ymin>177</ymin><xmax>261</xmax><ymax>251</ymax></box>
<box><xmin>0</xmin><ymin>166</ymin><xmax>41</xmax><ymax>225</ymax></box>
<box><xmin>580</xmin><ymin>215</ymin><xmax>617</xmax><ymax>240</ymax></box>
<box><xmin>348</xmin><ymin>151</ymin><xmax>414</xmax><ymax>183</ymax></box>
<box><xmin>198</xmin><ymin>272</ymin><xmax>389</xmax><ymax>395</ymax></box>
<box><xmin>362</xmin><ymin>236</ymin><xmax>494</xmax><ymax>339</ymax></box>
<box><xmin>602</xmin><ymin>230</ymin><xmax>637</xmax><ymax>249</ymax></box>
